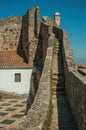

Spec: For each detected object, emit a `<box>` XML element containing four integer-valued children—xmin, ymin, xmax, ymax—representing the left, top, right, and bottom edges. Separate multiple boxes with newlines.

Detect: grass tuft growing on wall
<box><xmin>42</xmin><ymin>100</ymin><xmax>53</xmax><ymax>130</ymax></box>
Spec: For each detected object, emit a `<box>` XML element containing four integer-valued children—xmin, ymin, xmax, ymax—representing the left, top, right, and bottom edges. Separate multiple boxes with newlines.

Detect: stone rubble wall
<box><xmin>40</xmin><ymin>22</ymin><xmax>50</xmax><ymax>63</ymax></box>
<box><xmin>11</xmin><ymin>24</ymin><xmax>54</xmax><ymax>130</ymax></box>
<box><xmin>33</xmin><ymin>22</ymin><xmax>50</xmax><ymax>85</ymax></box>
<box><xmin>63</xmin><ymin>30</ymin><xmax>86</xmax><ymax>130</ymax></box>
<box><xmin>0</xmin><ymin>7</ymin><xmax>40</xmax><ymax>63</ymax></box>
<box><xmin>0</xmin><ymin>16</ymin><xmax>22</xmax><ymax>50</ymax></box>
<box><xmin>20</xmin><ymin>7</ymin><xmax>40</xmax><ymax>62</ymax></box>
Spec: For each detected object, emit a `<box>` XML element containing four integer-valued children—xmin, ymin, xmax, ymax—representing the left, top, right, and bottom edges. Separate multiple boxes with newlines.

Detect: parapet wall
<box><xmin>63</xmin><ymin>31</ymin><xmax>86</xmax><ymax>130</ymax></box>
<box><xmin>13</xmin><ymin>23</ymin><xmax>54</xmax><ymax>130</ymax></box>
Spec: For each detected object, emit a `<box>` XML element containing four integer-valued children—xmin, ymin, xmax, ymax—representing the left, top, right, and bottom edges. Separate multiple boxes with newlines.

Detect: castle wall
<box><xmin>33</xmin><ymin>22</ymin><xmax>50</xmax><ymax>86</ymax></box>
<box><xmin>21</xmin><ymin>7</ymin><xmax>40</xmax><ymax>63</ymax></box>
<box><xmin>0</xmin><ymin>17</ymin><xmax>22</xmax><ymax>50</ymax></box>
<box><xmin>63</xmin><ymin>31</ymin><xmax>86</xmax><ymax>130</ymax></box>
<box><xmin>40</xmin><ymin>22</ymin><xmax>50</xmax><ymax>63</ymax></box>
<box><xmin>12</xmin><ymin>23</ymin><xmax>54</xmax><ymax>130</ymax></box>
<box><xmin>35</xmin><ymin>7</ymin><xmax>40</xmax><ymax>37</ymax></box>
<box><xmin>0</xmin><ymin>7</ymin><xmax>40</xmax><ymax>64</ymax></box>
<box><xmin>27</xmin><ymin>6</ymin><xmax>40</xmax><ymax>40</ymax></box>
<box><xmin>28</xmin><ymin>8</ymin><xmax>36</xmax><ymax>41</ymax></box>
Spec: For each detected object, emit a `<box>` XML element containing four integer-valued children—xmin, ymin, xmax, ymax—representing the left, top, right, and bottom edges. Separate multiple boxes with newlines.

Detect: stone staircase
<box><xmin>51</xmin><ymin>38</ymin><xmax>78</xmax><ymax>130</ymax></box>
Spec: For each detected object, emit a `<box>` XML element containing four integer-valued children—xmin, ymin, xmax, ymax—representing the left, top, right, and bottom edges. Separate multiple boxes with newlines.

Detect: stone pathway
<box><xmin>57</xmin><ymin>95</ymin><xmax>78</xmax><ymax>130</ymax></box>
<box><xmin>0</xmin><ymin>98</ymin><xmax>27</xmax><ymax>129</ymax></box>
<box><xmin>51</xmin><ymin>38</ymin><xmax>78</xmax><ymax>130</ymax></box>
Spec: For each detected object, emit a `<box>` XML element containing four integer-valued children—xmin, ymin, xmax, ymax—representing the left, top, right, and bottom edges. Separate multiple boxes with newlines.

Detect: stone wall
<box><xmin>19</xmin><ymin>7</ymin><xmax>40</xmax><ymax>63</ymax></box>
<box><xmin>62</xmin><ymin>30</ymin><xmax>86</xmax><ymax>130</ymax></box>
<box><xmin>11</xmin><ymin>23</ymin><xmax>54</xmax><ymax>130</ymax></box>
<box><xmin>77</xmin><ymin>64</ymin><xmax>86</xmax><ymax>76</ymax></box>
<box><xmin>22</xmin><ymin>7</ymin><xmax>40</xmax><ymax>63</ymax></box>
<box><xmin>52</xmin><ymin>26</ymin><xmax>86</xmax><ymax>130</ymax></box>
<box><xmin>0</xmin><ymin>16</ymin><xmax>22</xmax><ymax>50</ymax></box>
<box><xmin>33</xmin><ymin>22</ymin><xmax>50</xmax><ymax>85</ymax></box>
<box><xmin>40</xmin><ymin>22</ymin><xmax>50</xmax><ymax>63</ymax></box>
<box><xmin>0</xmin><ymin>7</ymin><xmax>40</xmax><ymax>64</ymax></box>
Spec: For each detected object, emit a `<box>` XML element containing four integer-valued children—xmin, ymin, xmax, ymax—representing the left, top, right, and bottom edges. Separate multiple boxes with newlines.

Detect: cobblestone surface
<box><xmin>0</xmin><ymin>98</ymin><xmax>27</xmax><ymax>129</ymax></box>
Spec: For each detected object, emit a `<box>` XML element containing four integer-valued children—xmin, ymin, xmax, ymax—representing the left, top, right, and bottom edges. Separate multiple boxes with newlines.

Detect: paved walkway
<box><xmin>0</xmin><ymin>98</ymin><xmax>27</xmax><ymax>129</ymax></box>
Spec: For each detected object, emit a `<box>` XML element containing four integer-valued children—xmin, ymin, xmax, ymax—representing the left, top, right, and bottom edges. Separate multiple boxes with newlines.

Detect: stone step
<box><xmin>52</xmin><ymin>87</ymin><xmax>57</xmax><ymax>90</ymax></box>
<box><xmin>52</xmin><ymin>77</ymin><xmax>58</xmax><ymax>81</ymax></box>
<box><xmin>51</xmin><ymin>39</ymin><xmax>78</xmax><ymax>130</ymax></box>
<box><xmin>57</xmin><ymin>91</ymin><xmax>65</xmax><ymax>95</ymax></box>
<box><xmin>54</xmin><ymin>52</ymin><xmax>62</xmax><ymax>55</ymax></box>
<box><xmin>52</xmin><ymin>81</ymin><xmax>58</xmax><ymax>85</ymax></box>
<box><xmin>52</xmin><ymin>72</ymin><xmax>64</xmax><ymax>75</ymax></box>
<box><xmin>57</xmin><ymin>82</ymin><xmax>65</xmax><ymax>85</ymax></box>
<box><xmin>54</xmin><ymin>51</ymin><xmax>62</xmax><ymax>54</ymax></box>
<box><xmin>58</xmin><ymin>76</ymin><xmax>65</xmax><ymax>79</ymax></box>
<box><xmin>57</xmin><ymin>85</ymin><xmax>65</xmax><ymax>89</ymax></box>
<box><xmin>57</xmin><ymin>84</ymin><xmax>65</xmax><ymax>88</ymax></box>
<box><xmin>57</xmin><ymin>88</ymin><xmax>65</xmax><ymax>92</ymax></box>
<box><xmin>52</xmin><ymin>91</ymin><xmax>57</xmax><ymax>95</ymax></box>
<box><xmin>57</xmin><ymin>79</ymin><xmax>65</xmax><ymax>82</ymax></box>
<box><xmin>57</xmin><ymin>86</ymin><xmax>65</xmax><ymax>89</ymax></box>
<box><xmin>52</xmin><ymin>74</ymin><xmax>58</xmax><ymax>77</ymax></box>
<box><xmin>54</xmin><ymin>48</ymin><xmax>61</xmax><ymax>51</ymax></box>
<box><xmin>52</xmin><ymin>87</ymin><xmax>65</xmax><ymax>93</ymax></box>
<box><xmin>52</xmin><ymin>77</ymin><xmax>65</xmax><ymax>84</ymax></box>
<box><xmin>57</xmin><ymin>95</ymin><xmax>78</xmax><ymax>130</ymax></box>
<box><xmin>57</xmin><ymin>52</ymin><xmax>62</xmax><ymax>56</ymax></box>
<box><xmin>52</xmin><ymin>91</ymin><xmax>65</xmax><ymax>95</ymax></box>
<box><xmin>53</xmin><ymin>49</ymin><xmax>60</xmax><ymax>52</ymax></box>
<box><xmin>58</xmin><ymin>77</ymin><xmax>65</xmax><ymax>83</ymax></box>
<box><xmin>58</xmin><ymin>73</ymin><xmax>64</xmax><ymax>77</ymax></box>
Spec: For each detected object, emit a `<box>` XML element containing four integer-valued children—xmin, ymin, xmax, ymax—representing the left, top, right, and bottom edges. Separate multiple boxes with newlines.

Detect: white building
<box><xmin>0</xmin><ymin>50</ymin><xmax>33</xmax><ymax>94</ymax></box>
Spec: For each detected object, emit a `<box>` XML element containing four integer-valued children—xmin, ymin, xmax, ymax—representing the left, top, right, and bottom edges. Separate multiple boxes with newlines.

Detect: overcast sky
<box><xmin>0</xmin><ymin>0</ymin><xmax>86</xmax><ymax>64</ymax></box>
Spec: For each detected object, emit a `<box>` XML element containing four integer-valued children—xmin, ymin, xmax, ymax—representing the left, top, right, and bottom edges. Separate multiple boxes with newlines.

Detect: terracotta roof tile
<box><xmin>0</xmin><ymin>50</ymin><xmax>33</xmax><ymax>68</ymax></box>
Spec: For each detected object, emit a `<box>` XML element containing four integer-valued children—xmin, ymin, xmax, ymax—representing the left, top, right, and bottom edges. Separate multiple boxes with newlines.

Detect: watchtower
<box><xmin>54</xmin><ymin>12</ymin><xmax>60</xmax><ymax>28</ymax></box>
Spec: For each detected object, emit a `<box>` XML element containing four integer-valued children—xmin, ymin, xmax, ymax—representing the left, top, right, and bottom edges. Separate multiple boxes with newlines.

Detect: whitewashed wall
<box><xmin>0</xmin><ymin>68</ymin><xmax>32</xmax><ymax>94</ymax></box>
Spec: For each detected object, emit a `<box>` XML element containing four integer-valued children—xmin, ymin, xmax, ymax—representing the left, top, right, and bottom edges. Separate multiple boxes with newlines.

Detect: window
<box><xmin>15</xmin><ymin>73</ymin><xmax>21</xmax><ymax>82</ymax></box>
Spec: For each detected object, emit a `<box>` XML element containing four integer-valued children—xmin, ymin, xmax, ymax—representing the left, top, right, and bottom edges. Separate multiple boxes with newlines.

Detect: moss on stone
<box><xmin>42</xmin><ymin>100</ymin><xmax>53</xmax><ymax>130</ymax></box>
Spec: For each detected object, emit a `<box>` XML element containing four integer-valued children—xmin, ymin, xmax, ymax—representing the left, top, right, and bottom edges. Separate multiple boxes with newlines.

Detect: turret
<box><xmin>54</xmin><ymin>12</ymin><xmax>60</xmax><ymax>28</ymax></box>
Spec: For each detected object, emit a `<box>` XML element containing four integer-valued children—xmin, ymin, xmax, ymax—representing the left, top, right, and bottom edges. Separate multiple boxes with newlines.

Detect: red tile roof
<box><xmin>0</xmin><ymin>50</ymin><xmax>33</xmax><ymax>68</ymax></box>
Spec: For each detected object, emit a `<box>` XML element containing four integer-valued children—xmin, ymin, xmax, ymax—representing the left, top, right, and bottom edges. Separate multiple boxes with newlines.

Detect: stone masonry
<box><xmin>0</xmin><ymin>7</ymin><xmax>40</xmax><ymax>64</ymax></box>
<box><xmin>0</xmin><ymin>17</ymin><xmax>22</xmax><ymax>50</ymax></box>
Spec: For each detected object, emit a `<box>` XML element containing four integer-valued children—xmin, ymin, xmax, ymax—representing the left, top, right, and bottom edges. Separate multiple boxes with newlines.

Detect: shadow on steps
<box><xmin>56</xmin><ymin>40</ymin><xmax>78</xmax><ymax>130</ymax></box>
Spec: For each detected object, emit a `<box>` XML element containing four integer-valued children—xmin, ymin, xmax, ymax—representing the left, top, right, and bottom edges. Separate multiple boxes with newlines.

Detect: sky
<box><xmin>0</xmin><ymin>0</ymin><xmax>86</xmax><ymax>64</ymax></box>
